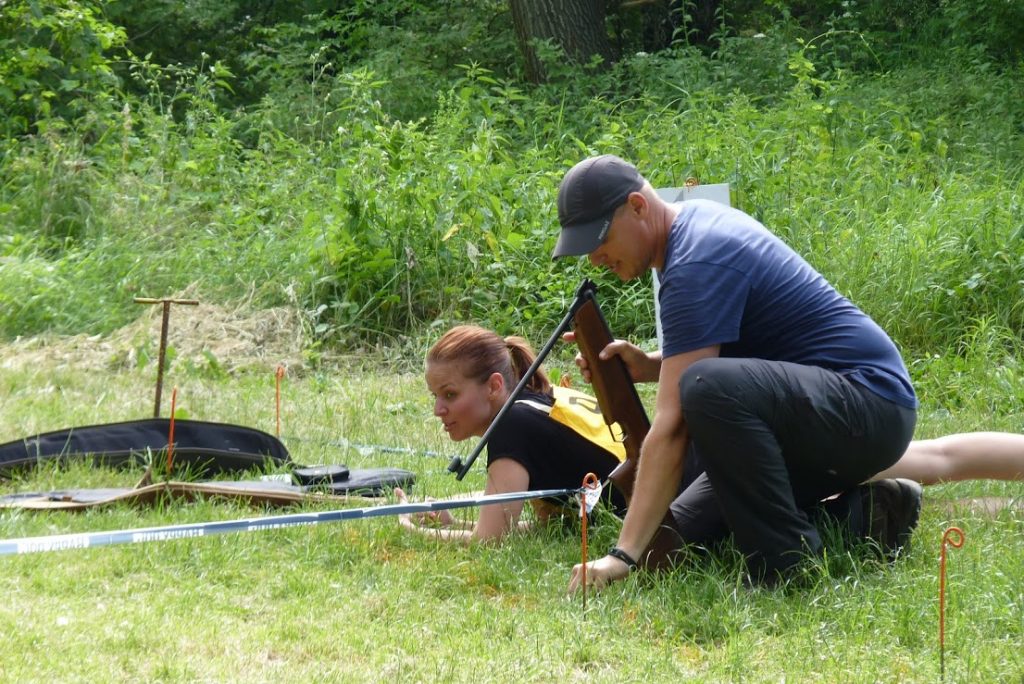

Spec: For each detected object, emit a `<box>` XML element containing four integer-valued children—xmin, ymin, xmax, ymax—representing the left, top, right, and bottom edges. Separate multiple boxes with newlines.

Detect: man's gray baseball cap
<box><xmin>552</xmin><ymin>154</ymin><xmax>643</xmax><ymax>258</ymax></box>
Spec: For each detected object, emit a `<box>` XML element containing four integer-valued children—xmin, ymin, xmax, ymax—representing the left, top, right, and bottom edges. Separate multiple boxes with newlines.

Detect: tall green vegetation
<box><xmin>1</xmin><ymin>1</ymin><xmax>1021</xmax><ymax>385</ymax></box>
<box><xmin>0</xmin><ymin>0</ymin><xmax>126</xmax><ymax>138</ymax></box>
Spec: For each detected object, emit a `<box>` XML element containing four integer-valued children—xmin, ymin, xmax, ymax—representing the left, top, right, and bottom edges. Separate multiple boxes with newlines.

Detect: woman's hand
<box><xmin>567</xmin><ymin>554</ymin><xmax>632</xmax><ymax>593</ymax></box>
<box><xmin>394</xmin><ymin>487</ymin><xmax>454</xmax><ymax>529</ymax></box>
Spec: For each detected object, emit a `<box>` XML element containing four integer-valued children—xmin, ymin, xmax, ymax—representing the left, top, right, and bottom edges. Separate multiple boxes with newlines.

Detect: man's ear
<box><xmin>626</xmin><ymin>191</ymin><xmax>647</xmax><ymax>216</ymax></box>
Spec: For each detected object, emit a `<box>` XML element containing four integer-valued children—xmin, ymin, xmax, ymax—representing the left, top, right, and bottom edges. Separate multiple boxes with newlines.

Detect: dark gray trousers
<box><xmin>668</xmin><ymin>357</ymin><xmax>916</xmax><ymax>577</ymax></box>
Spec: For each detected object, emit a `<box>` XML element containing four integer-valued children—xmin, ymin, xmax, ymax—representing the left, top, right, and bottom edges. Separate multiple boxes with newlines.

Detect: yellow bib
<box><xmin>516</xmin><ymin>386</ymin><xmax>626</xmax><ymax>462</ymax></box>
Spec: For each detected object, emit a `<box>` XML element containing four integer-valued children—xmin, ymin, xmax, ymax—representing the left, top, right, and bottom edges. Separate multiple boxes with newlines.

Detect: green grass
<box><xmin>1</xmin><ymin>358</ymin><xmax>1021</xmax><ymax>682</ymax></box>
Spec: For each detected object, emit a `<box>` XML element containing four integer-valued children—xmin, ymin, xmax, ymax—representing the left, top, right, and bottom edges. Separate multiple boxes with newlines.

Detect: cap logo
<box><xmin>596</xmin><ymin>218</ymin><xmax>611</xmax><ymax>244</ymax></box>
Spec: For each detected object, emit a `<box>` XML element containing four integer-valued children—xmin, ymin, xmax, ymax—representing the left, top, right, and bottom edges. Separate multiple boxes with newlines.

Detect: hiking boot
<box><xmin>862</xmin><ymin>478</ymin><xmax>923</xmax><ymax>560</ymax></box>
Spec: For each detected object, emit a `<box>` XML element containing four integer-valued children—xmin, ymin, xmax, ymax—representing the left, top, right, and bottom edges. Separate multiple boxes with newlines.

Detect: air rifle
<box><xmin>571</xmin><ymin>280</ymin><xmax>684</xmax><ymax>568</ymax></box>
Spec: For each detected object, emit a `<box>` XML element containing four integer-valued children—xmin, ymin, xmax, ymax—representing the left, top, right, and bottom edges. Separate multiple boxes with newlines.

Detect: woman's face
<box><xmin>425</xmin><ymin>360</ymin><xmax>501</xmax><ymax>441</ymax></box>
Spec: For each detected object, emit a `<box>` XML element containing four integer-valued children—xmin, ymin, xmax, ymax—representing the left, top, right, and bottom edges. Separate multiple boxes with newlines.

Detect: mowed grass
<box><xmin>0</xmin><ymin>357</ymin><xmax>1021</xmax><ymax>682</ymax></box>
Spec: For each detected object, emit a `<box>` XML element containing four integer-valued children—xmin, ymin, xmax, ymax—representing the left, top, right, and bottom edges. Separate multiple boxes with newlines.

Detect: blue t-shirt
<box><xmin>658</xmin><ymin>200</ymin><xmax>917</xmax><ymax>409</ymax></box>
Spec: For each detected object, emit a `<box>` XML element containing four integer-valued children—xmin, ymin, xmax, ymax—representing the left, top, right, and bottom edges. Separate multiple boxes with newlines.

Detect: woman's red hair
<box><xmin>427</xmin><ymin>325</ymin><xmax>551</xmax><ymax>395</ymax></box>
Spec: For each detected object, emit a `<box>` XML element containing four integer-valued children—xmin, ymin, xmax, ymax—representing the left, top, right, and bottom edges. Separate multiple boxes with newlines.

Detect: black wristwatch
<box><xmin>607</xmin><ymin>546</ymin><xmax>638</xmax><ymax>570</ymax></box>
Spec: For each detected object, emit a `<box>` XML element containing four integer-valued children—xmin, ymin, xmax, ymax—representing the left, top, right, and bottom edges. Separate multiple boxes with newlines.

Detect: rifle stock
<box><xmin>571</xmin><ymin>299</ymin><xmax>646</xmax><ymax>498</ymax></box>
<box><xmin>571</xmin><ymin>281</ymin><xmax>684</xmax><ymax>569</ymax></box>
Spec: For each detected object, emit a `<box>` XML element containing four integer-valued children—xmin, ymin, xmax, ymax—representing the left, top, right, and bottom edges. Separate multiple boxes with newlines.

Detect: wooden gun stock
<box><xmin>571</xmin><ymin>282</ymin><xmax>684</xmax><ymax>568</ymax></box>
<box><xmin>571</xmin><ymin>297</ymin><xmax>648</xmax><ymax>501</ymax></box>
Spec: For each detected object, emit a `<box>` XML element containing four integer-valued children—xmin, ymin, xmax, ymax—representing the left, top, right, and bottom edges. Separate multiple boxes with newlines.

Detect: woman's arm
<box><xmin>473</xmin><ymin>458</ymin><xmax>531</xmax><ymax>539</ymax></box>
<box><xmin>396</xmin><ymin>458</ymin><xmax>533</xmax><ymax>544</ymax></box>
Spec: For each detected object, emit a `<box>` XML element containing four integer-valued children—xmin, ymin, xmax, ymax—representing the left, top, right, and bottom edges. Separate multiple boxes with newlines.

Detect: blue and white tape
<box><xmin>0</xmin><ymin>487</ymin><xmax>582</xmax><ymax>556</ymax></box>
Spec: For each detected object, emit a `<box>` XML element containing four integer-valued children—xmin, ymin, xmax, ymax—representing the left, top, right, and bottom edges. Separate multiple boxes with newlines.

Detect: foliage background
<box><xmin>1</xmin><ymin>0</ymin><xmax>1022</xmax><ymax>395</ymax></box>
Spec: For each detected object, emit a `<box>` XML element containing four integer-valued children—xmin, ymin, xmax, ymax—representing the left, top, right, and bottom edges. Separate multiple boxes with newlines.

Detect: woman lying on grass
<box><xmin>395</xmin><ymin>324</ymin><xmax>629</xmax><ymax>541</ymax></box>
<box><xmin>396</xmin><ymin>325</ymin><xmax>1024</xmax><ymax>543</ymax></box>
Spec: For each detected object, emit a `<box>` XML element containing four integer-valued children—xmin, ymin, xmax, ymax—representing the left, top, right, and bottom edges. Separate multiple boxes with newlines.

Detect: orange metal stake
<box><xmin>167</xmin><ymin>387</ymin><xmax>178</xmax><ymax>473</ymax></box>
<box><xmin>275</xmin><ymin>365</ymin><xmax>286</xmax><ymax>438</ymax></box>
<box><xmin>939</xmin><ymin>526</ymin><xmax>965</xmax><ymax>680</ymax></box>
<box><xmin>580</xmin><ymin>472</ymin><xmax>599</xmax><ymax>611</ymax></box>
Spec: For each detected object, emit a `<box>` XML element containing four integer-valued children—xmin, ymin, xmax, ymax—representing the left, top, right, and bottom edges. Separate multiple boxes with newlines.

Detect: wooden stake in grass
<box><xmin>939</xmin><ymin>526</ymin><xmax>965</xmax><ymax>681</ymax></box>
<box><xmin>134</xmin><ymin>297</ymin><xmax>199</xmax><ymax>417</ymax></box>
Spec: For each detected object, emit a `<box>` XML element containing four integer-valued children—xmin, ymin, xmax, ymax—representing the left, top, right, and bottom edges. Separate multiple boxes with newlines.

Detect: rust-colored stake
<box><xmin>939</xmin><ymin>526</ymin><xmax>965</xmax><ymax>681</ymax></box>
<box><xmin>134</xmin><ymin>297</ymin><xmax>199</xmax><ymax>417</ymax></box>
<box><xmin>167</xmin><ymin>387</ymin><xmax>178</xmax><ymax>473</ymax></box>
<box><xmin>580</xmin><ymin>472</ymin><xmax>599</xmax><ymax>611</ymax></box>
<box><xmin>275</xmin><ymin>365</ymin><xmax>286</xmax><ymax>438</ymax></box>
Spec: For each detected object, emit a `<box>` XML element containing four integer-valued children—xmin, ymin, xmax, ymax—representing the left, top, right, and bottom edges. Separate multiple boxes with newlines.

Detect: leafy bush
<box><xmin>1</xmin><ymin>1</ymin><xmax>1021</xmax><ymax>402</ymax></box>
<box><xmin>0</xmin><ymin>0</ymin><xmax>126</xmax><ymax>137</ymax></box>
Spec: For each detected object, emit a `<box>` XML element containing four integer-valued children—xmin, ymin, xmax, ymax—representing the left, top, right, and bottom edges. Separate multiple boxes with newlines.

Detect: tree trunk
<box><xmin>509</xmin><ymin>0</ymin><xmax>616</xmax><ymax>83</ymax></box>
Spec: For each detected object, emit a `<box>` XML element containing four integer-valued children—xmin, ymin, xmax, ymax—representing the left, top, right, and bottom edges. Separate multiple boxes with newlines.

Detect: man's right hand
<box><xmin>562</xmin><ymin>331</ymin><xmax>660</xmax><ymax>383</ymax></box>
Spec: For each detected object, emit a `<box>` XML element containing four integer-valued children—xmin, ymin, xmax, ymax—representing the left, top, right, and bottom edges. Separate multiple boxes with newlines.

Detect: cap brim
<box><xmin>551</xmin><ymin>217</ymin><xmax>608</xmax><ymax>259</ymax></box>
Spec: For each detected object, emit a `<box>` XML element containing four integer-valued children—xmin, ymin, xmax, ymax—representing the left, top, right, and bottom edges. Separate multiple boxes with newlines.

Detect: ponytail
<box><xmin>428</xmin><ymin>325</ymin><xmax>552</xmax><ymax>396</ymax></box>
<box><xmin>504</xmin><ymin>336</ymin><xmax>552</xmax><ymax>395</ymax></box>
